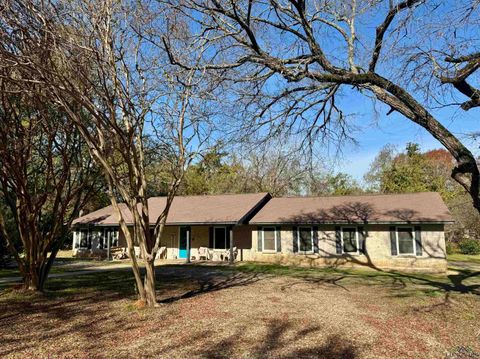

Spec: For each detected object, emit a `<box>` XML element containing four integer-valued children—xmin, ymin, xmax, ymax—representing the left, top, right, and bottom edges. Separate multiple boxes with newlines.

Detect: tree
<box><xmin>180</xmin><ymin>148</ymin><xmax>244</xmax><ymax>195</ymax></box>
<box><xmin>308</xmin><ymin>172</ymin><xmax>362</xmax><ymax>196</ymax></box>
<box><xmin>0</xmin><ymin>0</ymin><xmax>215</xmax><ymax>305</ymax></box>
<box><xmin>163</xmin><ymin>0</ymin><xmax>480</xmax><ymax>214</ymax></box>
<box><xmin>0</xmin><ymin>76</ymin><xmax>98</xmax><ymax>291</ymax></box>
<box><xmin>379</xmin><ymin>143</ymin><xmax>430</xmax><ymax>194</ymax></box>
<box><xmin>176</xmin><ymin>143</ymin><xmax>312</xmax><ymax>196</ymax></box>
<box><xmin>240</xmin><ymin>145</ymin><xmax>309</xmax><ymax>196</ymax></box>
<box><xmin>365</xmin><ymin>143</ymin><xmax>464</xmax><ymax>200</ymax></box>
<box><xmin>363</xmin><ymin>144</ymin><xmax>397</xmax><ymax>192</ymax></box>
<box><xmin>365</xmin><ymin>143</ymin><xmax>479</xmax><ymax>243</ymax></box>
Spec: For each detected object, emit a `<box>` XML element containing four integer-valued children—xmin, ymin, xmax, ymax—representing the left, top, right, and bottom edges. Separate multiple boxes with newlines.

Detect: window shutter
<box><xmin>209</xmin><ymin>227</ymin><xmax>213</xmax><ymax>248</ymax></box>
<box><xmin>335</xmin><ymin>226</ymin><xmax>342</xmax><ymax>254</ymax></box>
<box><xmin>313</xmin><ymin>226</ymin><xmax>319</xmax><ymax>253</ymax></box>
<box><xmin>358</xmin><ymin>226</ymin><xmax>366</xmax><ymax>254</ymax></box>
<box><xmin>414</xmin><ymin>226</ymin><xmax>423</xmax><ymax>256</ymax></box>
<box><xmin>257</xmin><ymin>226</ymin><xmax>262</xmax><ymax>252</ymax></box>
<box><xmin>292</xmin><ymin>226</ymin><xmax>298</xmax><ymax>253</ymax></box>
<box><xmin>275</xmin><ymin>226</ymin><xmax>282</xmax><ymax>252</ymax></box>
<box><xmin>390</xmin><ymin>226</ymin><xmax>397</xmax><ymax>256</ymax></box>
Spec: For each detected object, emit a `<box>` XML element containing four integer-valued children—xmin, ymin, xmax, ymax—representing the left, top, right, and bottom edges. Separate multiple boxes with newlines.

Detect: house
<box><xmin>72</xmin><ymin>192</ymin><xmax>454</xmax><ymax>272</ymax></box>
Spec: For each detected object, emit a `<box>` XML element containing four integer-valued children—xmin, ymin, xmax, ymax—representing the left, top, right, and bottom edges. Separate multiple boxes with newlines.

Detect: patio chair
<box><xmin>155</xmin><ymin>246</ymin><xmax>167</xmax><ymax>260</ymax></box>
<box><xmin>198</xmin><ymin>246</ymin><xmax>211</xmax><ymax>260</ymax></box>
<box><xmin>111</xmin><ymin>247</ymin><xmax>128</xmax><ymax>260</ymax></box>
<box><xmin>223</xmin><ymin>247</ymin><xmax>238</xmax><ymax>262</ymax></box>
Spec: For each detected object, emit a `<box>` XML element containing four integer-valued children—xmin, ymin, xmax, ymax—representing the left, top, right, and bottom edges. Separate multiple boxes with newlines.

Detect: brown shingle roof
<box><xmin>73</xmin><ymin>192</ymin><xmax>270</xmax><ymax>226</ymax></box>
<box><xmin>250</xmin><ymin>192</ymin><xmax>454</xmax><ymax>224</ymax></box>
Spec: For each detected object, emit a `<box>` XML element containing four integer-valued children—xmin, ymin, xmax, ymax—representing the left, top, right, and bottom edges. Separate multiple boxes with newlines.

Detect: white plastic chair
<box><xmin>198</xmin><ymin>246</ymin><xmax>211</xmax><ymax>260</ymax></box>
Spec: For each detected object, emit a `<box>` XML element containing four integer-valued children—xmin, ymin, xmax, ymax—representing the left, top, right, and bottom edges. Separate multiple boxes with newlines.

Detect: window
<box><xmin>98</xmin><ymin>232</ymin><xmax>104</xmax><ymax>249</ymax></box>
<box><xmin>262</xmin><ymin>227</ymin><xmax>276</xmax><ymax>252</ymax></box>
<box><xmin>103</xmin><ymin>228</ymin><xmax>119</xmax><ymax>248</ymax></box>
<box><xmin>342</xmin><ymin>227</ymin><xmax>358</xmax><ymax>254</ymax></box>
<box><xmin>214</xmin><ymin>227</ymin><xmax>227</xmax><ymax>250</ymax></box>
<box><xmin>396</xmin><ymin>227</ymin><xmax>415</xmax><ymax>255</ymax></box>
<box><xmin>79</xmin><ymin>230</ymin><xmax>89</xmax><ymax>249</ymax></box>
<box><xmin>110</xmin><ymin>230</ymin><xmax>119</xmax><ymax>247</ymax></box>
<box><xmin>298</xmin><ymin>227</ymin><xmax>313</xmax><ymax>252</ymax></box>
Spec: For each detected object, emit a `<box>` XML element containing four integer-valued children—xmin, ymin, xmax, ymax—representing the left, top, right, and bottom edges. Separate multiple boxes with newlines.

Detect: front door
<box><xmin>178</xmin><ymin>227</ymin><xmax>190</xmax><ymax>259</ymax></box>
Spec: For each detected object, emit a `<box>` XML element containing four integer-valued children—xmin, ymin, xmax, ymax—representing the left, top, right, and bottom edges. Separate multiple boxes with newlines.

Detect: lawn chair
<box><xmin>223</xmin><ymin>247</ymin><xmax>238</xmax><ymax>262</ymax></box>
<box><xmin>155</xmin><ymin>246</ymin><xmax>167</xmax><ymax>260</ymax></box>
<box><xmin>111</xmin><ymin>247</ymin><xmax>128</xmax><ymax>260</ymax></box>
<box><xmin>198</xmin><ymin>246</ymin><xmax>211</xmax><ymax>261</ymax></box>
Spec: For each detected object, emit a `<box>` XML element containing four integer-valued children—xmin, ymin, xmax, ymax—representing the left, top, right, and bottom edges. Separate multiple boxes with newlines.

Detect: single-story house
<box><xmin>72</xmin><ymin>192</ymin><xmax>454</xmax><ymax>272</ymax></box>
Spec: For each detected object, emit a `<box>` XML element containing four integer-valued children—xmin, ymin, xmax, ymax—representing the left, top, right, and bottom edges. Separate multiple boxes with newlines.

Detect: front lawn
<box><xmin>1</xmin><ymin>264</ymin><xmax>479</xmax><ymax>358</ymax></box>
<box><xmin>0</xmin><ymin>254</ymin><xmax>127</xmax><ymax>280</ymax></box>
<box><xmin>448</xmin><ymin>253</ymin><xmax>480</xmax><ymax>265</ymax></box>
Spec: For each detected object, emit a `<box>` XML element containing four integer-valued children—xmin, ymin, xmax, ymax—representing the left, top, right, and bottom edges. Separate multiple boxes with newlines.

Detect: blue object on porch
<box><xmin>179</xmin><ymin>227</ymin><xmax>190</xmax><ymax>259</ymax></box>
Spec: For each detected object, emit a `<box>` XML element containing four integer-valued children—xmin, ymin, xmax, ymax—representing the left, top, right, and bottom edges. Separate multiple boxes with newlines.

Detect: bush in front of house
<box><xmin>458</xmin><ymin>239</ymin><xmax>480</xmax><ymax>255</ymax></box>
<box><xmin>446</xmin><ymin>242</ymin><xmax>458</xmax><ymax>255</ymax></box>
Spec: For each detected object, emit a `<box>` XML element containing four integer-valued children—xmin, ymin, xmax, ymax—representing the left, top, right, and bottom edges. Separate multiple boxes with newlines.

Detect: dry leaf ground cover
<box><xmin>0</xmin><ymin>263</ymin><xmax>479</xmax><ymax>359</ymax></box>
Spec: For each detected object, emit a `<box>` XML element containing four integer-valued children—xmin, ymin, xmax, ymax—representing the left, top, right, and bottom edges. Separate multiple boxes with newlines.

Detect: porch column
<box><xmin>186</xmin><ymin>227</ymin><xmax>191</xmax><ymax>264</ymax></box>
<box><xmin>107</xmin><ymin>229</ymin><xmax>111</xmax><ymax>261</ymax></box>
<box><xmin>229</xmin><ymin>226</ymin><xmax>234</xmax><ymax>264</ymax></box>
<box><xmin>72</xmin><ymin>231</ymin><xmax>77</xmax><ymax>250</ymax></box>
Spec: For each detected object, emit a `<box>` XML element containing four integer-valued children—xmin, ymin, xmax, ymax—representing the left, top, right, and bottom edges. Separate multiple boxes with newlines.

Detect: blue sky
<box><xmin>333</xmin><ymin>93</ymin><xmax>479</xmax><ymax>183</ymax></box>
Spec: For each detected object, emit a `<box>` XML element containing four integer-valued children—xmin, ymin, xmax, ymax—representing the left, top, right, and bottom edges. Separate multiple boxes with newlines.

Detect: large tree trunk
<box><xmin>144</xmin><ymin>259</ymin><xmax>157</xmax><ymax>306</ymax></box>
<box><xmin>23</xmin><ymin>267</ymin><xmax>41</xmax><ymax>291</ymax></box>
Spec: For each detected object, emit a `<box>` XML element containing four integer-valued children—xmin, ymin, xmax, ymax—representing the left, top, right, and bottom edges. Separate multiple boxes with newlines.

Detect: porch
<box><xmin>72</xmin><ymin>224</ymin><xmax>254</xmax><ymax>262</ymax></box>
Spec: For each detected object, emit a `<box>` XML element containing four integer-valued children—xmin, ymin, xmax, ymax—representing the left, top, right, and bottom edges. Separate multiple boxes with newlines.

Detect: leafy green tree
<box><xmin>365</xmin><ymin>143</ymin><xmax>477</xmax><ymax>244</ymax></box>
<box><xmin>379</xmin><ymin>143</ymin><xmax>429</xmax><ymax>194</ymax></box>
<box><xmin>366</xmin><ymin>143</ymin><xmax>464</xmax><ymax>200</ymax></box>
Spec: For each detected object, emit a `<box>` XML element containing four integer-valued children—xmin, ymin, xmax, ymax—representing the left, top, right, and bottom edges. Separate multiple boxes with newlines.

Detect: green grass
<box><xmin>228</xmin><ymin>262</ymin><xmax>480</xmax><ymax>297</ymax></box>
<box><xmin>0</xmin><ymin>268</ymin><xmax>20</xmax><ymax>279</ymax></box>
<box><xmin>1</xmin><ymin>261</ymin><xmax>479</xmax><ymax>301</ymax></box>
<box><xmin>448</xmin><ymin>253</ymin><xmax>480</xmax><ymax>265</ymax></box>
<box><xmin>0</xmin><ymin>259</ymin><xmax>126</xmax><ymax>285</ymax></box>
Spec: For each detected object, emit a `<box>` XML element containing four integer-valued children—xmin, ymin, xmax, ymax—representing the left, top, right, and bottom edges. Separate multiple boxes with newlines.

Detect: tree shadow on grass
<box><xmin>235</xmin><ymin>262</ymin><xmax>480</xmax><ymax>307</ymax></box>
<box><xmin>0</xmin><ymin>266</ymin><xmax>268</xmax><ymax>357</ymax></box>
<box><xmin>199</xmin><ymin>319</ymin><xmax>359</xmax><ymax>359</ymax></box>
<box><xmin>157</xmin><ymin>266</ymin><xmax>264</xmax><ymax>304</ymax></box>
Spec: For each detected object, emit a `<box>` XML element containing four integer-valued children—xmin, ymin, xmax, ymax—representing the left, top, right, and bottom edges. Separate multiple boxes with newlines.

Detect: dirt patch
<box><xmin>0</xmin><ymin>265</ymin><xmax>479</xmax><ymax>358</ymax></box>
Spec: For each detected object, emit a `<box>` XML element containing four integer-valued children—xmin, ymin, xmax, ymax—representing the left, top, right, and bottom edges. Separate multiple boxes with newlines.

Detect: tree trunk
<box><xmin>144</xmin><ymin>259</ymin><xmax>157</xmax><ymax>306</ymax></box>
<box><xmin>23</xmin><ymin>267</ymin><xmax>41</xmax><ymax>291</ymax></box>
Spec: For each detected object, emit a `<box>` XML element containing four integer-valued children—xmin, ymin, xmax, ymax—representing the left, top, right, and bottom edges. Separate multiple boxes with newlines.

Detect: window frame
<box><xmin>395</xmin><ymin>226</ymin><xmax>417</xmax><ymax>256</ymax></box>
<box><xmin>213</xmin><ymin>226</ymin><xmax>228</xmax><ymax>250</ymax></box>
<box><xmin>103</xmin><ymin>228</ymin><xmax>119</xmax><ymax>248</ymax></box>
<box><xmin>261</xmin><ymin>226</ymin><xmax>277</xmax><ymax>253</ymax></box>
<box><xmin>78</xmin><ymin>229</ymin><xmax>89</xmax><ymax>249</ymax></box>
<box><xmin>297</xmin><ymin>226</ymin><xmax>314</xmax><ymax>254</ymax></box>
<box><xmin>340</xmin><ymin>226</ymin><xmax>360</xmax><ymax>255</ymax></box>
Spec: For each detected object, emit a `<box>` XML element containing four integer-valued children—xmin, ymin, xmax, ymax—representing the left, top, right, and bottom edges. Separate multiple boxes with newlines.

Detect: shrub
<box><xmin>446</xmin><ymin>242</ymin><xmax>458</xmax><ymax>255</ymax></box>
<box><xmin>458</xmin><ymin>239</ymin><xmax>480</xmax><ymax>255</ymax></box>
